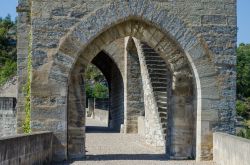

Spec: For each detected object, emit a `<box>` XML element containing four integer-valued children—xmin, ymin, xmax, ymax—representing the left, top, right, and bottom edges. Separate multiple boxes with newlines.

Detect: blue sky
<box><xmin>0</xmin><ymin>0</ymin><xmax>249</xmax><ymax>44</ymax></box>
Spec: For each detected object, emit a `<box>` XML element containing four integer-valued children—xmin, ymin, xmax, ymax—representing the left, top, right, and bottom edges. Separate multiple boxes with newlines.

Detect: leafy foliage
<box><xmin>236</xmin><ymin>99</ymin><xmax>250</xmax><ymax>118</ymax></box>
<box><xmin>22</xmin><ymin>31</ymin><xmax>32</xmax><ymax>134</ymax></box>
<box><xmin>237</xmin><ymin>127</ymin><xmax>250</xmax><ymax>139</ymax></box>
<box><xmin>93</xmin><ymin>83</ymin><xmax>109</xmax><ymax>99</ymax></box>
<box><xmin>85</xmin><ymin>64</ymin><xmax>109</xmax><ymax>99</ymax></box>
<box><xmin>0</xmin><ymin>60</ymin><xmax>16</xmax><ymax>85</ymax></box>
<box><xmin>236</xmin><ymin>44</ymin><xmax>250</xmax><ymax>119</ymax></box>
<box><xmin>236</xmin><ymin>43</ymin><xmax>250</xmax><ymax>139</ymax></box>
<box><xmin>237</xmin><ymin>43</ymin><xmax>250</xmax><ymax>98</ymax></box>
<box><xmin>0</xmin><ymin>15</ymin><xmax>16</xmax><ymax>85</ymax></box>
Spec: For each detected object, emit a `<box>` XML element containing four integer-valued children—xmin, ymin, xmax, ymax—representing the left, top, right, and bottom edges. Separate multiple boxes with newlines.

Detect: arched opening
<box><xmin>132</xmin><ymin>38</ymin><xmax>196</xmax><ymax>159</ymax></box>
<box><xmin>67</xmin><ymin>31</ymin><xmax>196</xmax><ymax>161</ymax></box>
<box><xmin>44</xmin><ymin>4</ymin><xmax>222</xmax><ymax>160</ymax></box>
<box><xmin>86</xmin><ymin>51</ymin><xmax>124</xmax><ymax>132</ymax></box>
<box><xmin>66</xmin><ymin>19</ymin><xmax>199</xmax><ymax>160</ymax></box>
<box><xmin>82</xmin><ymin>41</ymin><xmax>168</xmax><ymax>161</ymax></box>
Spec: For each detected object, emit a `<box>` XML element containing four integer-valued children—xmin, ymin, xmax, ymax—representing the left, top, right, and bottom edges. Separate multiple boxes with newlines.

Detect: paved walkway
<box><xmin>65</xmin><ymin>118</ymin><xmax>216</xmax><ymax>165</ymax></box>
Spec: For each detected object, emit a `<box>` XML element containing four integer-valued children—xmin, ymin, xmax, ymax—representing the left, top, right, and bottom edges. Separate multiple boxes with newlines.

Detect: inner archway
<box><xmin>48</xmin><ymin>4</ymin><xmax>222</xmax><ymax>160</ymax></box>
<box><xmin>67</xmin><ymin>31</ymin><xmax>197</xmax><ymax>161</ymax></box>
<box><xmin>65</xmin><ymin>18</ymin><xmax>211</xmax><ymax>160</ymax></box>
<box><xmin>88</xmin><ymin>51</ymin><xmax>124</xmax><ymax>131</ymax></box>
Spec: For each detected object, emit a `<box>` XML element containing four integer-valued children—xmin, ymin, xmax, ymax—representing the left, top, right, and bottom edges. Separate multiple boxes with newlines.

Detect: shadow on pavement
<box><xmin>85</xmin><ymin>154</ymin><xmax>168</xmax><ymax>161</ymax></box>
<box><xmin>86</xmin><ymin>126</ymin><xmax>119</xmax><ymax>133</ymax></box>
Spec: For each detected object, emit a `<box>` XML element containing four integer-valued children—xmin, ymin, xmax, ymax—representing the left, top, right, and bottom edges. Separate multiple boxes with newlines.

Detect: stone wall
<box><xmin>16</xmin><ymin>0</ymin><xmax>31</xmax><ymax>134</ymax></box>
<box><xmin>0</xmin><ymin>76</ymin><xmax>17</xmax><ymax>98</ymax></box>
<box><xmin>213</xmin><ymin>133</ymin><xmax>250</xmax><ymax>165</ymax></box>
<box><xmin>92</xmin><ymin>51</ymin><xmax>124</xmax><ymax>131</ymax></box>
<box><xmin>135</xmin><ymin>39</ymin><xmax>165</xmax><ymax>149</ymax></box>
<box><xmin>124</xmin><ymin>38</ymin><xmax>145</xmax><ymax>133</ymax></box>
<box><xmin>104</xmin><ymin>39</ymin><xmax>125</xmax><ymax>79</ymax></box>
<box><xmin>93</xmin><ymin>99</ymin><xmax>109</xmax><ymax>124</ymax></box>
<box><xmin>0</xmin><ymin>131</ymin><xmax>53</xmax><ymax>165</ymax></box>
<box><xmin>17</xmin><ymin>0</ymin><xmax>237</xmax><ymax>161</ymax></box>
<box><xmin>95</xmin><ymin>98</ymin><xmax>109</xmax><ymax>110</ymax></box>
<box><xmin>0</xmin><ymin>97</ymin><xmax>17</xmax><ymax>137</ymax></box>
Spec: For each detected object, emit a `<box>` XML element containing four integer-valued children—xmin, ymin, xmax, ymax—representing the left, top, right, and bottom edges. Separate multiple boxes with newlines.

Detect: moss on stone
<box><xmin>22</xmin><ymin>30</ymin><xmax>32</xmax><ymax>134</ymax></box>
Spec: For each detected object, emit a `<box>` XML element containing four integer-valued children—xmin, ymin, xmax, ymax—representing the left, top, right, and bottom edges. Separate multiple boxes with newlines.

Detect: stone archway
<box><xmin>128</xmin><ymin>37</ymin><xmax>195</xmax><ymax>159</ymax></box>
<box><xmin>62</xmin><ymin>17</ymin><xmax>217</xmax><ymax>160</ymax></box>
<box><xmin>91</xmin><ymin>51</ymin><xmax>124</xmax><ymax>131</ymax></box>
<box><xmin>29</xmin><ymin>0</ymin><xmax>233</xmax><ymax>161</ymax></box>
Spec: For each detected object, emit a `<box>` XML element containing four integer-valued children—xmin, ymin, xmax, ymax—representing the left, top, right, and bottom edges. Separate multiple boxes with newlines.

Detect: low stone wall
<box><xmin>0</xmin><ymin>97</ymin><xmax>17</xmax><ymax>137</ymax></box>
<box><xmin>0</xmin><ymin>132</ymin><xmax>53</xmax><ymax>165</ymax></box>
<box><xmin>0</xmin><ymin>76</ymin><xmax>17</xmax><ymax>98</ymax></box>
<box><xmin>93</xmin><ymin>99</ymin><xmax>109</xmax><ymax>125</ymax></box>
<box><xmin>95</xmin><ymin>98</ymin><xmax>109</xmax><ymax>110</ymax></box>
<box><xmin>213</xmin><ymin>132</ymin><xmax>250</xmax><ymax>165</ymax></box>
<box><xmin>138</xmin><ymin>116</ymin><xmax>145</xmax><ymax>136</ymax></box>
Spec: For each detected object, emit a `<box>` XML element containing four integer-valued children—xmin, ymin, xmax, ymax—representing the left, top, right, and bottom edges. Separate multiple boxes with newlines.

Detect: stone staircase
<box><xmin>141</xmin><ymin>43</ymin><xmax>171</xmax><ymax>139</ymax></box>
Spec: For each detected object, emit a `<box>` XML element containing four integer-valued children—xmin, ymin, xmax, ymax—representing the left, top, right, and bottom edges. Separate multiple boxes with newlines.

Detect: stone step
<box><xmin>159</xmin><ymin>112</ymin><xmax>167</xmax><ymax>117</ymax></box>
<box><xmin>157</xmin><ymin>97</ymin><xmax>167</xmax><ymax>102</ymax></box>
<box><xmin>144</xmin><ymin>51</ymin><xmax>159</xmax><ymax>55</ymax></box>
<box><xmin>157</xmin><ymin>98</ymin><xmax>168</xmax><ymax>103</ymax></box>
<box><xmin>157</xmin><ymin>101</ymin><xmax>168</xmax><ymax>107</ymax></box>
<box><xmin>144</xmin><ymin>56</ymin><xmax>165</xmax><ymax>61</ymax></box>
<box><xmin>151</xmin><ymin>78</ymin><xmax>169</xmax><ymax>83</ymax></box>
<box><xmin>145</xmin><ymin>60</ymin><xmax>166</xmax><ymax>65</ymax></box>
<box><xmin>152</xmin><ymin>87</ymin><xmax>168</xmax><ymax>92</ymax></box>
<box><xmin>160</xmin><ymin>117</ymin><xmax>167</xmax><ymax>123</ymax></box>
<box><xmin>148</xmin><ymin>69</ymin><xmax>168</xmax><ymax>74</ymax></box>
<box><xmin>151</xmin><ymin>80</ymin><xmax>169</xmax><ymax>85</ymax></box>
<box><xmin>151</xmin><ymin>82</ymin><xmax>168</xmax><ymax>87</ymax></box>
<box><xmin>155</xmin><ymin>91</ymin><xmax>168</xmax><ymax>96</ymax></box>
<box><xmin>158</xmin><ymin>107</ymin><xmax>167</xmax><ymax>113</ymax></box>
<box><xmin>162</xmin><ymin>128</ymin><xmax>167</xmax><ymax>134</ymax></box>
<box><xmin>149</xmin><ymin>73</ymin><xmax>168</xmax><ymax>78</ymax></box>
<box><xmin>162</xmin><ymin>123</ymin><xmax>167</xmax><ymax>128</ymax></box>
<box><xmin>142</xmin><ymin>42</ymin><xmax>170</xmax><ymax>139</ymax></box>
<box><xmin>146</xmin><ymin>64</ymin><xmax>167</xmax><ymax>68</ymax></box>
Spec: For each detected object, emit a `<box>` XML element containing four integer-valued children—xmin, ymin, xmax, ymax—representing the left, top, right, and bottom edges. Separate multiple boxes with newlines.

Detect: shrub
<box><xmin>0</xmin><ymin>60</ymin><xmax>16</xmax><ymax>85</ymax></box>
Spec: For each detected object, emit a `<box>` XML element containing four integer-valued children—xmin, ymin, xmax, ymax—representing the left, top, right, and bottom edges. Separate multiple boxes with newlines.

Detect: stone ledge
<box><xmin>0</xmin><ymin>131</ymin><xmax>53</xmax><ymax>165</ymax></box>
<box><xmin>213</xmin><ymin>132</ymin><xmax>250</xmax><ymax>165</ymax></box>
<box><xmin>0</xmin><ymin>131</ymin><xmax>52</xmax><ymax>140</ymax></box>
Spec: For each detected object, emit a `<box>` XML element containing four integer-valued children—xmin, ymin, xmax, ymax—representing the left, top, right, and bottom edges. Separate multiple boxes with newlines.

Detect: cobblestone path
<box><xmin>65</xmin><ymin>118</ymin><xmax>216</xmax><ymax>165</ymax></box>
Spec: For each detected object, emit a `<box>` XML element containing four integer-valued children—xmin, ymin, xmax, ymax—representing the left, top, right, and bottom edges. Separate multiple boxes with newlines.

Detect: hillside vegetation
<box><xmin>236</xmin><ymin>43</ymin><xmax>250</xmax><ymax>139</ymax></box>
<box><xmin>0</xmin><ymin>15</ymin><xmax>16</xmax><ymax>85</ymax></box>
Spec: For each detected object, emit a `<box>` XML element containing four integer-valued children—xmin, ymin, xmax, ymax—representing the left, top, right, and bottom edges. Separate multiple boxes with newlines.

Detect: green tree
<box><xmin>236</xmin><ymin>100</ymin><xmax>249</xmax><ymax>118</ymax></box>
<box><xmin>93</xmin><ymin>83</ymin><xmax>109</xmax><ymax>99</ymax></box>
<box><xmin>0</xmin><ymin>15</ymin><xmax>16</xmax><ymax>85</ymax></box>
<box><xmin>236</xmin><ymin>43</ymin><xmax>250</xmax><ymax>139</ymax></box>
<box><xmin>85</xmin><ymin>64</ymin><xmax>109</xmax><ymax>99</ymax></box>
<box><xmin>237</xmin><ymin>43</ymin><xmax>250</xmax><ymax>98</ymax></box>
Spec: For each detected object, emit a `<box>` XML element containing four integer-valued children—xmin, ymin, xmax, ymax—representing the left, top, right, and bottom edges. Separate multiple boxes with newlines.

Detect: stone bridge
<box><xmin>0</xmin><ymin>0</ymin><xmax>242</xmax><ymax>164</ymax></box>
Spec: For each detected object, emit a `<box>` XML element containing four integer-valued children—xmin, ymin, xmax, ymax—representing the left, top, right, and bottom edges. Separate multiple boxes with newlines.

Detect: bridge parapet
<box><xmin>0</xmin><ymin>131</ymin><xmax>53</xmax><ymax>165</ymax></box>
<box><xmin>0</xmin><ymin>97</ymin><xmax>17</xmax><ymax>137</ymax></box>
<box><xmin>213</xmin><ymin>132</ymin><xmax>250</xmax><ymax>165</ymax></box>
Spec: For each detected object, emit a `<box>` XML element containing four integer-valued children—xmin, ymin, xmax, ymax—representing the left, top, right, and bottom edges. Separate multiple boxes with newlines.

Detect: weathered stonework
<box><xmin>124</xmin><ymin>37</ymin><xmax>144</xmax><ymax>133</ymax></box>
<box><xmin>0</xmin><ymin>98</ymin><xmax>17</xmax><ymax>137</ymax></box>
<box><xmin>91</xmin><ymin>51</ymin><xmax>124</xmax><ymax>131</ymax></box>
<box><xmin>0</xmin><ymin>131</ymin><xmax>53</xmax><ymax>165</ymax></box>
<box><xmin>16</xmin><ymin>0</ymin><xmax>237</xmax><ymax>162</ymax></box>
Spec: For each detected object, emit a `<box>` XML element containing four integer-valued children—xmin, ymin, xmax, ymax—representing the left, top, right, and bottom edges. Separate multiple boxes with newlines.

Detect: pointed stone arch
<box><xmin>30</xmin><ymin>0</ymin><xmax>231</xmax><ymax>161</ymax></box>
